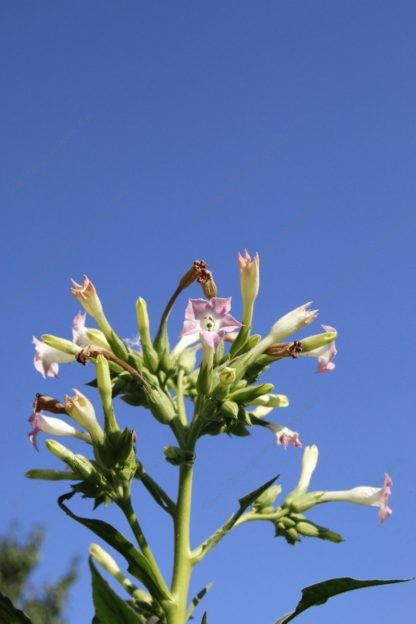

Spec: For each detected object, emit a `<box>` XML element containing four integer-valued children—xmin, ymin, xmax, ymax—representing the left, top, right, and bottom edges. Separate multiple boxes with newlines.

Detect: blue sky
<box><xmin>1</xmin><ymin>1</ymin><xmax>415</xmax><ymax>622</ymax></box>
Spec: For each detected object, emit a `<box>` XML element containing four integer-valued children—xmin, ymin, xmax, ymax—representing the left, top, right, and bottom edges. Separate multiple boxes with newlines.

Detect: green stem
<box><xmin>192</xmin><ymin>509</ymin><xmax>286</xmax><ymax>565</ymax></box>
<box><xmin>118</xmin><ymin>497</ymin><xmax>171</xmax><ymax>599</ymax></box>
<box><xmin>165</xmin><ymin>462</ymin><xmax>194</xmax><ymax>624</ymax></box>
<box><xmin>176</xmin><ymin>369</ymin><xmax>188</xmax><ymax>427</ymax></box>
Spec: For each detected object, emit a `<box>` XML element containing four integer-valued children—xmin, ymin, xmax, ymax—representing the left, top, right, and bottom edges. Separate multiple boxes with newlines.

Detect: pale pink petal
<box><xmin>379</xmin><ymin>473</ymin><xmax>393</xmax><ymax>524</ymax></box>
<box><xmin>276</xmin><ymin>427</ymin><xmax>302</xmax><ymax>449</ymax></box>
<box><xmin>72</xmin><ymin>312</ymin><xmax>89</xmax><ymax>346</ymax></box>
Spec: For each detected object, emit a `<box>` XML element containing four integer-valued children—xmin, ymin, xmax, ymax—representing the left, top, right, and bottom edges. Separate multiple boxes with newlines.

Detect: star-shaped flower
<box><xmin>181</xmin><ymin>297</ymin><xmax>242</xmax><ymax>350</ymax></box>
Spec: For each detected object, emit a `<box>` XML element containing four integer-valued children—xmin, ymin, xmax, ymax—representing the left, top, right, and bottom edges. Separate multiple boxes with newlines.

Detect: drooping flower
<box><xmin>70</xmin><ymin>275</ymin><xmax>104</xmax><ymax>319</ymax></box>
<box><xmin>180</xmin><ymin>297</ymin><xmax>242</xmax><ymax>350</ymax></box>
<box><xmin>28</xmin><ymin>411</ymin><xmax>91</xmax><ymax>451</ymax></box>
<box><xmin>301</xmin><ymin>325</ymin><xmax>337</xmax><ymax>373</ymax></box>
<box><xmin>319</xmin><ymin>473</ymin><xmax>393</xmax><ymax>523</ymax></box>
<box><xmin>32</xmin><ymin>336</ymin><xmax>76</xmax><ymax>378</ymax></box>
<box><xmin>275</xmin><ymin>426</ymin><xmax>302</xmax><ymax>449</ymax></box>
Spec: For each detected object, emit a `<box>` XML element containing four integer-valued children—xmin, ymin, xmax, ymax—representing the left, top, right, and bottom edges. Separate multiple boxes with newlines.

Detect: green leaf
<box><xmin>57</xmin><ymin>492</ymin><xmax>170</xmax><ymax>602</ymax></box>
<box><xmin>186</xmin><ymin>582</ymin><xmax>214</xmax><ymax>621</ymax></box>
<box><xmin>201</xmin><ymin>612</ymin><xmax>208</xmax><ymax>624</ymax></box>
<box><xmin>0</xmin><ymin>592</ymin><xmax>33</xmax><ymax>624</ymax></box>
<box><xmin>89</xmin><ymin>558</ymin><xmax>142</xmax><ymax>624</ymax></box>
<box><xmin>238</xmin><ymin>475</ymin><xmax>280</xmax><ymax>513</ymax></box>
<box><xmin>274</xmin><ymin>576</ymin><xmax>414</xmax><ymax>623</ymax></box>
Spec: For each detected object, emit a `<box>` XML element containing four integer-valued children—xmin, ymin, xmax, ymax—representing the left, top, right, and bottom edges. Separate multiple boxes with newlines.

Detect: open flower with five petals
<box><xmin>181</xmin><ymin>297</ymin><xmax>242</xmax><ymax>350</ymax></box>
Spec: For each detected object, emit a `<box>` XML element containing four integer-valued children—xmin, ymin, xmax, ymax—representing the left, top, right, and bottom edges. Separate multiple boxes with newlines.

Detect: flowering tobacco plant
<box><xmin>16</xmin><ymin>252</ymin><xmax>409</xmax><ymax>624</ymax></box>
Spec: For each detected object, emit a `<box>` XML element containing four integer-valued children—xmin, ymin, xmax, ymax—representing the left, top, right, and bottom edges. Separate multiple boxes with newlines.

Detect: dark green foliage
<box><xmin>0</xmin><ymin>526</ymin><xmax>77</xmax><ymax>624</ymax></box>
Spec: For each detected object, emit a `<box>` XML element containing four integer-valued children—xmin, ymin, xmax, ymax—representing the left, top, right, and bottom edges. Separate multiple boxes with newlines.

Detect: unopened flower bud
<box><xmin>253</xmin><ymin>484</ymin><xmax>282</xmax><ymax>512</ymax></box>
<box><xmin>228</xmin><ymin>383</ymin><xmax>274</xmax><ymax>404</ymax></box>
<box><xmin>136</xmin><ymin>298</ymin><xmax>159</xmax><ymax>372</ymax></box>
<box><xmin>250</xmin><ymin>393</ymin><xmax>289</xmax><ymax>408</ymax></box>
<box><xmin>89</xmin><ymin>543</ymin><xmax>120</xmax><ymax>576</ymax></box>
<box><xmin>41</xmin><ymin>334</ymin><xmax>81</xmax><ymax>357</ymax></box>
<box><xmin>221</xmin><ymin>400</ymin><xmax>239</xmax><ymax>419</ymax></box>
<box><xmin>219</xmin><ymin>366</ymin><xmax>237</xmax><ymax>387</ymax></box>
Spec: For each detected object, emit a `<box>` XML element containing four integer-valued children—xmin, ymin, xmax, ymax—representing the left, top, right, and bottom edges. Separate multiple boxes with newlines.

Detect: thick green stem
<box><xmin>165</xmin><ymin>462</ymin><xmax>194</xmax><ymax>624</ymax></box>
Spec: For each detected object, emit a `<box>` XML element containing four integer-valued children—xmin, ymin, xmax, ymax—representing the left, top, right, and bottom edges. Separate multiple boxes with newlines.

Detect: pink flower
<box><xmin>32</xmin><ymin>336</ymin><xmax>76</xmax><ymax>378</ymax></box>
<box><xmin>28</xmin><ymin>411</ymin><xmax>90</xmax><ymax>452</ymax></box>
<box><xmin>181</xmin><ymin>297</ymin><xmax>242</xmax><ymax>350</ymax></box>
<box><xmin>303</xmin><ymin>325</ymin><xmax>337</xmax><ymax>373</ymax></box>
<box><xmin>378</xmin><ymin>473</ymin><xmax>393</xmax><ymax>523</ymax></box>
<box><xmin>275</xmin><ymin>426</ymin><xmax>303</xmax><ymax>449</ymax></box>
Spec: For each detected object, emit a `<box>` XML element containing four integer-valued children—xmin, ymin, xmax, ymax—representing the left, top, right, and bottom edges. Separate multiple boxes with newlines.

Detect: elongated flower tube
<box><xmin>32</xmin><ymin>337</ymin><xmax>77</xmax><ymax>378</ymax></box>
<box><xmin>319</xmin><ymin>474</ymin><xmax>393</xmax><ymax>523</ymax></box>
<box><xmin>65</xmin><ymin>389</ymin><xmax>105</xmax><ymax>445</ymax></box>
<box><xmin>28</xmin><ymin>411</ymin><xmax>91</xmax><ymax>452</ymax></box>
<box><xmin>283</xmin><ymin>445</ymin><xmax>320</xmax><ymax>509</ymax></box>
<box><xmin>181</xmin><ymin>297</ymin><xmax>241</xmax><ymax>350</ymax></box>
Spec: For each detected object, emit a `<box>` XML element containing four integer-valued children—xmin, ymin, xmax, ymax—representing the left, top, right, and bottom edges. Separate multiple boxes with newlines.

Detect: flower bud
<box><xmin>221</xmin><ymin>400</ymin><xmax>239</xmax><ymax>419</ymax></box>
<box><xmin>136</xmin><ymin>298</ymin><xmax>159</xmax><ymax>372</ymax></box>
<box><xmin>89</xmin><ymin>543</ymin><xmax>120</xmax><ymax>576</ymax></box>
<box><xmin>219</xmin><ymin>366</ymin><xmax>237</xmax><ymax>387</ymax></box>
<box><xmin>228</xmin><ymin>383</ymin><xmax>274</xmax><ymax>404</ymax></box>
<box><xmin>253</xmin><ymin>484</ymin><xmax>282</xmax><ymax>512</ymax></box>
<box><xmin>41</xmin><ymin>334</ymin><xmax>81</xmax><ymax>357</ymax></box>
<box><xmin>250</xmin><ymin>393</ymin><xmax>289</xmax><ymax>408</ymax></box>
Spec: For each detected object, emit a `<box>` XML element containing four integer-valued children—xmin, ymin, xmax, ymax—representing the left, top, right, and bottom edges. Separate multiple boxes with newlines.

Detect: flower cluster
<box><xmin>26</xmin><ymin>250</ymin><xmax>393</xmax><ymax>624</ymax></box>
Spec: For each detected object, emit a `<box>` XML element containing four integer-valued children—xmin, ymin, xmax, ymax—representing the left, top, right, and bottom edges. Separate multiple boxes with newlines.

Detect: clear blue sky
<box><xmin>1</xmin><ymin>1</ymin><xmax>415</xmax><ymax>622</ymax></box>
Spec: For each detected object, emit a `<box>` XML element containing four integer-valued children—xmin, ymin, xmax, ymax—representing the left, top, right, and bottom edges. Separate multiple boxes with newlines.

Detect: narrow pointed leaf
<box><xmin>201</xmin><ymin>613</ymin><xmax>208</xmax><ymax>624</ymax></box>
<box><xmin>58</xmin><ymin>491</ymin><xmax>170</xmax><ymax>601</ymax></box>
<box><xmin>238</xmin><ymin>475</ymin><xmax>279</xmax><ymax>513</ymax></box>
<box><xmin>275</xmin><ymin>576</ymin><xmax>413</xmax><ymax>623</ymax></box>
<box><xmin>0</xmin><ymin>592</ymin><xmax>33</xmax><ymax>624</ymax></box>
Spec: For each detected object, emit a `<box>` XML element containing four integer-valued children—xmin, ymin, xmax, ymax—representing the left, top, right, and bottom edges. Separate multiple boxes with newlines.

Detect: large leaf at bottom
<box><xmin>0</xmin><ymin>592</ymin><xmax>33</xmax><ymax>624</ymax></box>
<box><xmin>275</xmin><ymin>576</ymin><xmax>413</xmax><ymax>623</ymax></box>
